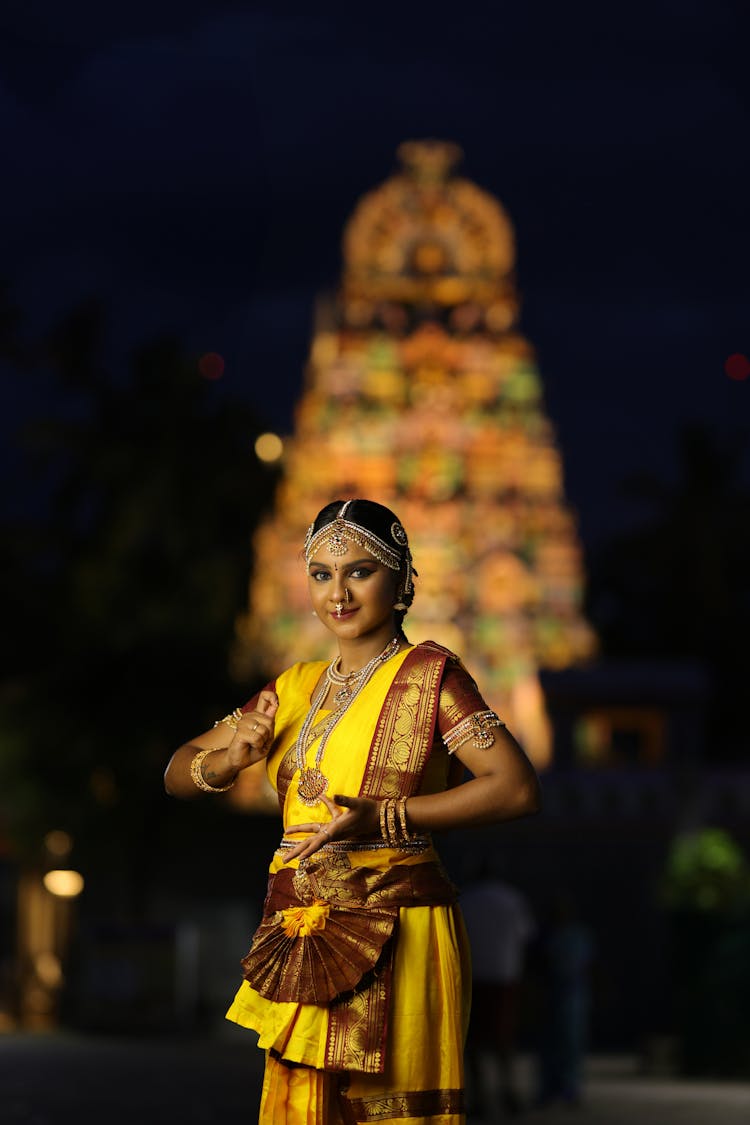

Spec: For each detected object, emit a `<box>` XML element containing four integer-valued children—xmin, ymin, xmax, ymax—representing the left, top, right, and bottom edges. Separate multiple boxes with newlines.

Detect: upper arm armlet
<box><xmin>437</xmin><ymin>661</ymin><xmax>505</xmax><ymax>755</ymax></box>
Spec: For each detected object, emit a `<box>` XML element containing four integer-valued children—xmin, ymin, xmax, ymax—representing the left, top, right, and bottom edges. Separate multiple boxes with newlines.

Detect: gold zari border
<box><xmin>343</xmin><ymin>1086</ymin><xmax>465</xmax><ymax>1120</ymax></box>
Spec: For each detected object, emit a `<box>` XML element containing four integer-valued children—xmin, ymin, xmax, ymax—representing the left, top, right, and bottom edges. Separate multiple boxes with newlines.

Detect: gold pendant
<box><xmin>297</xmin><ymin>767</ymin><xmax>329</xmax><ymax>806</ymax></box>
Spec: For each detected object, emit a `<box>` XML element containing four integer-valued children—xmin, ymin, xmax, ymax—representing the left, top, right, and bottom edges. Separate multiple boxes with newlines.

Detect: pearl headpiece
<box><xmin>304</xmin><ymin>500</ymin><xmax>415</xmax><ymax>598</ymax></box>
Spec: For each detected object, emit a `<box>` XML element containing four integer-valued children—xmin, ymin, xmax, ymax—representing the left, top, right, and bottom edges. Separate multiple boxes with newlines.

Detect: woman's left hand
<box><xmin>282</xmin><ymin>792</ymin><xmax>379</xmax><ymax>863</ymax></box>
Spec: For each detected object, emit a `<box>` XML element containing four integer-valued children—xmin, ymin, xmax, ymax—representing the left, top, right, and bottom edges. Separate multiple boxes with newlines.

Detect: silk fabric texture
<box><xmin>226</xmin><ymin>643</ymin><xmax>489</xmax><ymax>1124</ymax></box>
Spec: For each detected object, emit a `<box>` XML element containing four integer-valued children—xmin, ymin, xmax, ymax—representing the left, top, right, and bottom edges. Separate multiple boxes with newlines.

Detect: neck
<box><xmin>336</xmin><ymin>623</ymin><xmax>402</xmax><ymax>675</ymax></box>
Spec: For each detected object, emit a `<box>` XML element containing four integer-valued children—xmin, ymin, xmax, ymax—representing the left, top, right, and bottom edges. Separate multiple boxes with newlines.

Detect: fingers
<box><xmin>238</xmin><ymin>709</ymin><xmax>274</xmax><ymax>748</ymax></box>
<box><xmin>283</xmin><ymin>839</ymin><xmax>318</xmax><ymax>863</ymax></box>
<box><xmin>282</xmin><ymin>822</ymin><xmax>332</xmax><ymax>863</ymax></box>
<box><xmin>332</xmin><ymin>793</ymin><xmax>357</xmax><ymax>809</ymax></box>
<box><xmin>257</xmin><ymin>690</ymin><xmax>279</xmax><ymax>716</ymax></box>
<box><xmin>320</xmin><ymin>793</ymin><xmax>345</xmax><ymax>817</ymax></box>
<box><xmin>280</xmin><ymin>793</ymin><xmax>372</xmax><ymax>864</ymax></box>
<box><xmin>227</xmin><ymin>704</ymin><xmax>276</xmax><ymax>767</ymax></box>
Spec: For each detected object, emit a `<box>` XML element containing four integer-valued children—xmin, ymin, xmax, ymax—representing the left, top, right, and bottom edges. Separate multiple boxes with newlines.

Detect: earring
<box><xmin>393</xmin><ymin>586</ymin><xmax>407</xmax><ymax>612</ymax></box>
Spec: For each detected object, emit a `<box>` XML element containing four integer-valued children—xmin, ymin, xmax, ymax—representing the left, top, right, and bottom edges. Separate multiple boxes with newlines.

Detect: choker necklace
<box><xmin>295</xmin><ymin>636</ymin><xmax>401</xmax><ymax>807</ymax></box>
<box><xmin>327</xmin><ymin>651</ymin><xmax>380</xmax><ymax>703</ymax></box>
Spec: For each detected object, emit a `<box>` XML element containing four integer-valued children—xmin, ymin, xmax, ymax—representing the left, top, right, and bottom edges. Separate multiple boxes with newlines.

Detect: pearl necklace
<box><xmin>295</xmin><ymin>636</ymin><xmax>401</xmax><ymax>807</ymax></box>
<box><xmin>327</xmin><ymin>652</ymin><xmax>376</xmax><ymax>703</ymax></box>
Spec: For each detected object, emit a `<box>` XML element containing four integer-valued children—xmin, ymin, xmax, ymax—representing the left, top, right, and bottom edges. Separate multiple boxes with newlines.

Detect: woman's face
<box><xmin>307</xmin><ymin>540</ymin><xmax>399</xmax><ymax>641</ymax></box>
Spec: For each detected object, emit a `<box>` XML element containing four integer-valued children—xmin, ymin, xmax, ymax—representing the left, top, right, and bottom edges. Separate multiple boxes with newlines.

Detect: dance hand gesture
<box><xmin>282</xmin><ymin>793</ymin><xmax>380</xmax><ymax>863</ymax></box>
<box><xmin>227</xmin><ymin>690</ymin><xmax>279</xmax><ymax>770</ymax></box>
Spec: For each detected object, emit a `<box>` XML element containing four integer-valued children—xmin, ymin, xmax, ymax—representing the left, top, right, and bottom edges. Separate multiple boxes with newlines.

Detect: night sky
<box><xmin>2</xmin><ymin>1</ymin><xmax>748</xmax><ymax>548</ymax></box>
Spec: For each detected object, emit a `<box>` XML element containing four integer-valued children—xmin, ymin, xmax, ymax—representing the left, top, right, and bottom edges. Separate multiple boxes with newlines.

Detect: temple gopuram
<box><xmin>233</xmin><ymin>140</ymin><xmax>596</xmax><ymax>803</ymax></box>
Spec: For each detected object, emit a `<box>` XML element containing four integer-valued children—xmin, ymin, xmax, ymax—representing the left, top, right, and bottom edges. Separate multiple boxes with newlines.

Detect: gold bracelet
<box><xmin>397</xmin><ymin>797</ymin><xmax>414</xmax><ymax>842</ymax></box>
<box><xmin>379</xmin><ymin>799</ymin><xmax>389</xmax><ymax>844</ymax></box>
<box><xmin>385</xmin><ymin>799</ymin><xmax>398</xmax><ymax>847</ymax></box>
<box><xmin>212</xmin><ymin>707</ymin><xmax>243</xmax><ymax>732</ymax></box>
<box><xmin>189</xmin><ymin>748</ymin><xmax>235</xmax><ymax>793</ymax></box>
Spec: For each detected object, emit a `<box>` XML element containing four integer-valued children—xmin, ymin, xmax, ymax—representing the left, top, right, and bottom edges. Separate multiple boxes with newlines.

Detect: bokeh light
<box><xmin>43</xmin><ymin>870</ymin><xmax>85</xmax><ymax>898</ymax></box>
<box><xmin>198</xmin><ymin>352</ymin><xmax>225</xmax><ymax>380</ymax></box>
<box><xmin>724</xmin><ymin>353</ymin><xmax>750</xmax><ymax>381</ymax></box>
<box><xmin>255</xmin><ymin>432</ymin><xmax>284</xmax><ymax>462</ymax></box>
<box><xmin>44</xmin><ymin>829</ymin><xmax>73</xmax><ymax>858</ymax></box>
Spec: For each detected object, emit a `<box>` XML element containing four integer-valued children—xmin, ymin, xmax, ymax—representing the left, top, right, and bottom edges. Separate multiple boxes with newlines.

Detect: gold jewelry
<box><xmin>326</xmin><ymin>641</ymin><xmax>395</xmax><ymax>704</ymax></box>
<box><xmin>213</xmin><ymin>707</ymin><xmax>243</xmax><ymax>731</ymax></box>
<box><xmin>278</xmin><ymin>836</ymin><xmax>429</xmax><ymax>854</ymax></box>
<box><xmin>189</xmin><ymin>748</ymin><xmax>235</xmax><ymax>793</ymax></box>
<box><xmin>335</xmin><ymin>586</ymin><xmax>351</xmax><ymax>616</ymax></box>
<box><xmin>252</xmin><ymin>722</ymin><xmax>260</xmax><ymax>732</ymax></box>
<box><xmin>305</xmin><ymin>501</ymin><xmax>401</xmax><ymax>568</ymax></box>
<box><xmin>397</xmin><ymin>797</ymin><xmax>415</xmax><ymax>841</ymax></box>
<box><xmin>304</xmin><ymin>502</ymin><xmax>416</xmax><ymax>602</ymax></box>
<box><xmin>443</xmin><ymin>709</ymin><xmax>505</xmax><ymax>754</ymax></box>
<box><xmin>295</xmin><ymin>636</ymin><xmax>401</xmax><ymax>806</ymax></box>
<box><xmin>379</xmin><ymin>800</ymin><xmax>389</xmax><ymax>843</ymax></box>
<box><xmin>386</xmin><ymin>800</ymin><xmax>398</xmax><ymax>846</ymax></box>
<box><xmin>378</xmin><ymin>797</ymin><xmax>416</xmax><ymax>846</ymax></box>
<box><xmin>303</xmin><ymin>499</ymin><xmax>411</xmax><ymax>571</ymax></box>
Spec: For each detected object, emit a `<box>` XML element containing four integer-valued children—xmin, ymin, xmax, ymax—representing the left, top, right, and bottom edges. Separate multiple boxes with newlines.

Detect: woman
<box><xmin>165</xmin><ymin>498</ymin><xmax>540</xmax><ymax>1124</ymax></box>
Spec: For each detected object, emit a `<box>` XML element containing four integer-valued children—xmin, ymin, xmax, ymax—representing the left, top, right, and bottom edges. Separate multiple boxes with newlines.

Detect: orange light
<box><xmin>43</xmin><ymin>870</ymin><xmax>84</xmax><ymax>898</ymax></box>
<box><xmin>255</xmin><ymin>433</ymin><xmax>284</xmax><ymax>462</ymax></box>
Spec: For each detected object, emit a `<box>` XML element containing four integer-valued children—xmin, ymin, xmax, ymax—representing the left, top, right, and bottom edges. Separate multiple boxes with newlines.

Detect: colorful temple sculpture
<box><xmin>234</xmin><ymin>140</ymin><xmax>595</xmax><ymax>798</ymax></box>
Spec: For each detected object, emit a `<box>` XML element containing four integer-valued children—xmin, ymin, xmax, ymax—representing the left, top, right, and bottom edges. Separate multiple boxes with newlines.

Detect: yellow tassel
<box><xmin>280</xmin><ymin>899</ymin><xmax>330</xmax><ymax>938</ymax></box>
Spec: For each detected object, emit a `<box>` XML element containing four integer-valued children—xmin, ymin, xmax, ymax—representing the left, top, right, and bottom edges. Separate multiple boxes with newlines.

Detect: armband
<box><xmin>443</xmin><ymin>709</ymin><xmax>505</xmax><ymax>754</ymax></box>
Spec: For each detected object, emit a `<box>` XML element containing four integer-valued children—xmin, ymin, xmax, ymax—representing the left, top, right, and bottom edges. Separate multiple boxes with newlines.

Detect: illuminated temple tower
<box><xmin>236</xmin><ymin>141</ymin><xmax>595</xmax><ymax>774</ymax></box>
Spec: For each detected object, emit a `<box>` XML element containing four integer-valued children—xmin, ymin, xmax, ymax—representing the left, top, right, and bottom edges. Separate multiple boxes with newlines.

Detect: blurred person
<box><xmin>461</xmin><ymin>871</ymin><xmax>535</xmax><ymax>1117</ymax></box>
<box><xmin>535</xmin><ymin>891</ymin><xmax>594</xmax><ymax>1108</ymax></box>
<box><xmin>165</xmin><ymin>498</ymin><xmax>540</xmax><ymax>1125</ymax></box>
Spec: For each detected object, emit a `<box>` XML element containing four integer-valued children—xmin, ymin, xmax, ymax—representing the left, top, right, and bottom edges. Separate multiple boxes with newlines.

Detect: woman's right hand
<box><xmin>164</xmin><ymin>689</ymin><xmax>279</xmax><ymax>799</ymax></box>
<box><xmin>226</xmin><ymin>689</ymin><xmax>279</xmax><ymax>770</ymax></box>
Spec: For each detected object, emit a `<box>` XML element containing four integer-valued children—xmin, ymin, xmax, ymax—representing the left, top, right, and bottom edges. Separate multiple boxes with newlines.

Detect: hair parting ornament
<box><xmin>304</xmin><ymin>499</ymin><xmax>416</xmax><ymax>601</ymax></box>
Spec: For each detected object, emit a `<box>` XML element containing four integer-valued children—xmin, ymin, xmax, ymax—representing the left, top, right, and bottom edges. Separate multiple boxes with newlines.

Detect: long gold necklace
<box><xmin>295</xmin><ymin>636</ymin><xmax>400</xmax><ymax>807</ymax></box>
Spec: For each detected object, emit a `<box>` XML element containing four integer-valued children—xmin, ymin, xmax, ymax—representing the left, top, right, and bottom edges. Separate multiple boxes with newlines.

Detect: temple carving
<box><xmin>235</xmin><ymin>141</ymin><xmax>595</xmax><ymax>780</ymax></box>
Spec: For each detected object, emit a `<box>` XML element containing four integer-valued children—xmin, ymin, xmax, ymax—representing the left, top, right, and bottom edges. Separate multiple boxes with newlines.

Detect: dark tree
<box><xmin>0</xmin><ymin>298</ymin><xmax>279</xmax><ymax>906</ymax></box>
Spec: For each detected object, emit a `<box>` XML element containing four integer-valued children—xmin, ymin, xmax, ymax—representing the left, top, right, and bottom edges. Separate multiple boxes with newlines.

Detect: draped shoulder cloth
<box><xmin>236</xmin><ymin>641</ymin><xmax>493</xmax><ymax>1074</ymax></box>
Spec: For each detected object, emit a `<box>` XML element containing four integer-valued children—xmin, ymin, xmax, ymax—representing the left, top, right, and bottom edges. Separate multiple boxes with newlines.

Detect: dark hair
<box><xmin>310</xmin><ymin>498</ymin><xmax>416</xmax><ymax>631</ymax></box>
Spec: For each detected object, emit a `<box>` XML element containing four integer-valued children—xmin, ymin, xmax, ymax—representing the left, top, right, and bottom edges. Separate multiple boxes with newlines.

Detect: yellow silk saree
<box><xmin>227</xmin><ymin>643</ymin><xmax>479</xmax><ymax>1124</ymax></box>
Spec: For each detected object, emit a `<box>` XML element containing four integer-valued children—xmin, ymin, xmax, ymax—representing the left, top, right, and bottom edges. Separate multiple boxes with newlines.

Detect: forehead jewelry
<box><xmin>304</xmin><ymin>502</ymin><xmax>415</xmax><ymax>597</ymax></box>
<box><xmin>294</xmin><ymin>635</ymin><xmax>401</xmax><ymax>806</ymax></box>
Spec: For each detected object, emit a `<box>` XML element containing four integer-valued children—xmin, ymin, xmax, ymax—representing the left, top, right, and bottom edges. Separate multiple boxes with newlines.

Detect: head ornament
<box><xmin>304</xmin><ymin>500</ymin><xmax>415</xmax><ymax>598</ymax></box>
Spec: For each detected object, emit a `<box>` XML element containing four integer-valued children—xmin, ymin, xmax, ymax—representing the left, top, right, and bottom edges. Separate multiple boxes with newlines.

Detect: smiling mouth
<box><xmin>332</xmin><ymin>606</ymin><xmax>359</xmax><ymax>620</ymax></box>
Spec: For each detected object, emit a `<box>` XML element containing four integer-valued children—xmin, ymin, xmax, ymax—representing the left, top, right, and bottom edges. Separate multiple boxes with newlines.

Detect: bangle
<box><xmin>397</xmin><ymin>797</ymin><xmax>415</xmax><ymax>842</ymax></box>
<box><xmin>379</xmin><ymin>797</ymin><xmax>418</xmax><ymax>847</ymax></box>
<box><xmin>385</xmin><ymin>799</ymin><xmax>398</xmax><ymax>847</ymax></box>
<box><xmin>379</xmin><ymin>800</ymin><xmax>389</xmax><ymax>844</ymax></box>
<box><xmin>189</xmin><ymin>748</ymin><xmax>235</xmax><ymax>793</ymax></box>
<box><xmin>213</xmin><ymin>707</ymin><xmax>243</xmax><ymax>732</ymax></box>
